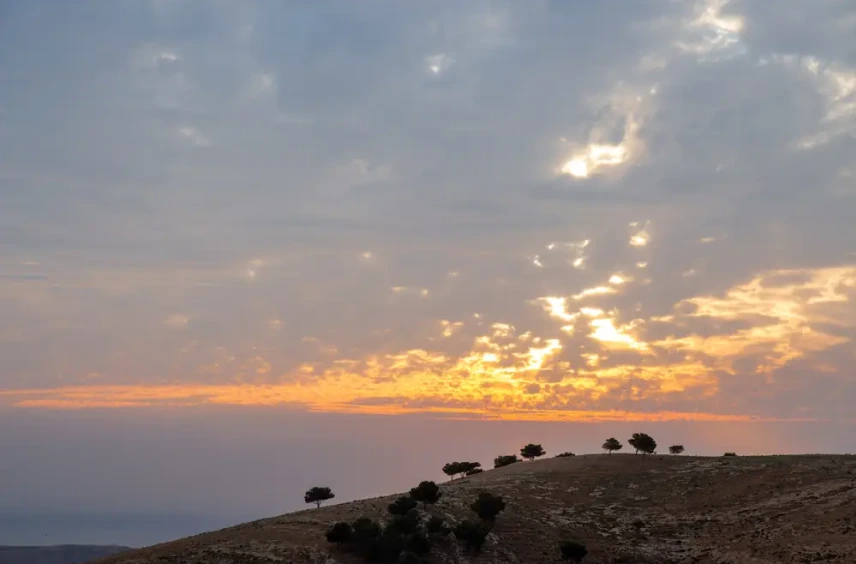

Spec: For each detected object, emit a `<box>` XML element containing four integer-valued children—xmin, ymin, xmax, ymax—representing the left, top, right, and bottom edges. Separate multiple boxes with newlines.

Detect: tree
<box><xmin>304</xmin><ymin>486</ymin><xmax>335</xmax><ymax>508</ymax></box>
<box><xmin>426</xmin><ymin>516</ymin><xmax>450</xmax><ymax>536</ymax></box>
<box><xmin>443</xmin><ymin>461</ymin><xmax>481</xmax><ymax>479</ymax></box>
<box><xmin>669</xmin><ymin>445</ymin><xmax>685</xmax><ymax>455</ymax></box>
<box><xmin>388</xmin><ymin>496</ymin><xmax>418</xmax><ymax>516</ymax></box>
<box><xmin>349</xmin><ymin>517</ymin><xmax>382</xmax><ymax>559</ymax></box>
<box><xmin>466</xmin><ymin>468</ymin><xmax>484</xmax><ymax>476</ymax></box>
<box><xmin>494</xmin><ymin>454</ymin><xmax>520</xmax><ymax>468</ymax></box>
<box><xmin>602</xmin><ymin>437</ymin><xmax>622</xmax><ymax>455</ymax></box>
<box><xmin>723</xmin><ymin>452</ymin><xmax>737</xmax><ymax>457</ymax></box>
<box><xmin>520</xmin><ymin>443</ymin><xmax>546</xmax><ymax>461</ymax></box>
<box><xmin>405</xmin><ymin>530</ymin><xmax>431</xmax><ymax>555</ymax></box>
<box><xmin>409</xmin><ymin>481</ymin><xmax>441</xmax><ymax>507</ymax></box>
<box><xmin>555</xmin><ymin>452</ymin><xmax>576</xmax><ymax>458</ymax></box>
<box><xmin>442</xmin><ymin>462</ymin><xmax>461</xmax><ymax>480</ymax></box>
<box><xmin>470</xmin><ymin>492</ymin><xmax>506</xmax><ymax>522</ymax></box>
<box><xmin>559</xmin><ymin>540</ymin><xmax>588</xmax><ymax>562</ymax></box>
<box><xmin>385</xmin><ymin>509</ymin><xmax>421</xmax><ymax>535</ymax></box>
<box><xmin>454</xmin><ymin>520</ymin><xmax>492</xmax><ymax>553</ymax></box>
<box><xmin>326</xmin><ymin>522</ymin><xmax>352</xmax><ymax>546</ymax></box>
<box><xmin>628</xmin><ymin>433</ymin><xmax>657</xmax><ymax>458</ymax></box>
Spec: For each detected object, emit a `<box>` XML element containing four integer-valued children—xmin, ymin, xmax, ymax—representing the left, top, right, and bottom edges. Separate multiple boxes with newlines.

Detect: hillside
<box><xmin>97</xmin><ymin>455</ymin><xmax>856</xmax><ymax>564</ymax></box>
<box><xmin>0</xmin><ymin>545</ymin><xmax>130</xmax><ymax>564</ymax></box>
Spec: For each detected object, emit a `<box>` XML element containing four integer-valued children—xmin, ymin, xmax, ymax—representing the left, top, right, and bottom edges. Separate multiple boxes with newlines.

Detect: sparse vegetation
<box><xmin>409</xmin><ymin>480</ymin><xmax>441</xmax><ymax>507</ymax></box>
<box><xmin>603</xmin><ymin>437</ymin><xmax>623</xmax><ymax>454</ymax></box>
<box><xmin>520</xmin><ymin>443</ymin><xmax>546</xmax><ymax>460</ymax></box>
<box><xmin>559</xmin><ymin>540</ymin><xmax>588</xmax><ymax>562</ymax></box>
<box><xmin>494</xmin><ymin>454</ymin><xmax>520</xmax><ymax>468</ymax></box>
<box><xmin>470</xmin><ymin>492</ymin><xmax>506</xmax><ymax>521</ymax></box>
<box><xmin>304</xmin><ymin>486</ymin><xmax>335</xmax><ymax>508</ymax></box>
<box><xmin>669</xmin><ymin>445</ymin><xmax>685</xmax><ymax>455</ymax></box>
<box><xmin>388</xmin><ymin>496</ymin><xmax>418</xmax><ymax>516</ymax></box>
<box><xmin>555</xmin><ymin>451</ymin><xmax>576</xmax><ymax>458</ymax></box>
<box><xmin>629</xmin><ymin>433</ymin><xmax>657</xmax><ymax>458</ymax></box>
<box><xmin>454</xmin><ymin>520</ymin><xmax>492</xmax><ymax>553</ymax></box>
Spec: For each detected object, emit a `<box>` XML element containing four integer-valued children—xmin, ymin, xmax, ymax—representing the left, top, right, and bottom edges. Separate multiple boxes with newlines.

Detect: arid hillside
<box><xmin>98</xmin><ymin>454</ymin><xmax>856</xmax><ymax>564</ymax></box>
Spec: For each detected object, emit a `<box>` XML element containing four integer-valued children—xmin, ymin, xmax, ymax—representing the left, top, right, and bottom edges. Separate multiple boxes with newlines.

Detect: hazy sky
<box><xmin>1</xmin><ymin>0</ymin><xmax>855</xmax><ymax>547</ymax></box>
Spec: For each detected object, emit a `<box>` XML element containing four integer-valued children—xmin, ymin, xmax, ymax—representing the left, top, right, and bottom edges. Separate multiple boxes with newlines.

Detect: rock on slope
<box><xmin>96</xmin><ymin>455</ymin><xmax>856</xmax><ymax>564</ymax></box>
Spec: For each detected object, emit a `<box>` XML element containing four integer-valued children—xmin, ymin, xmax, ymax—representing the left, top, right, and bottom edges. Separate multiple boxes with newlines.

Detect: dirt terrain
<box><xmin>97</xmin><ymin>454</ymin><xmax>856</xmax><ymax>564</ymax></box>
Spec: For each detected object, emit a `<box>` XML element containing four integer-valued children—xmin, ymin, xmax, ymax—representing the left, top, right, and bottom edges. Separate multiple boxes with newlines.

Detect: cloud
<box><xmin>0</xmin><ymin>0</ymin><xmax>854</xmax><ymax>424</ymax></box>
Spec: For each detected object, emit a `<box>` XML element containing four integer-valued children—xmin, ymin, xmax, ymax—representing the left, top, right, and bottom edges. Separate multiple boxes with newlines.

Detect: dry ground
<box><xmin>96</xmin><ymin>454</ymin><xmax>856</xmax><ymax>564</ymax></box>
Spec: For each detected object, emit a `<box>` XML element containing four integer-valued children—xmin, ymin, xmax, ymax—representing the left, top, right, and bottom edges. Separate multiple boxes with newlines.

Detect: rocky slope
<box><xmin>97</xmin><ymin>454</ymin><xmax>856</xmax><ymax>564</ymax></box>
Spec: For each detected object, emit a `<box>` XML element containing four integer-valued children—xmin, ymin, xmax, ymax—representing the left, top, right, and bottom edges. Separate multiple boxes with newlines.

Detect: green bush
<box><xmin>409</xmin><ymin>481</ymin><xmax>441</xmax><ymax>507</ymax></box>
<box><xmin>555</xmin><ymin>452</ymin><xmax>576</xmax><ymax>458</ymax></box>
<box><xmin>388</xmin><ymin>496</ymin><xmax>418</xmax><ymax>516</ymax></box>
<box><xmin>326</xmin><ymin>522</ymin><xmax>352</xmax><ymax>545</ymax></box>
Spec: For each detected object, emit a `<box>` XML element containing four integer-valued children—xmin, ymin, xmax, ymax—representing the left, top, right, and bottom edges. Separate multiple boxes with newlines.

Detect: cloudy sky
<box><xmin>1</xmin><ymin>0</ymin><xmax>855</xmax><ymax>546</ymax></box>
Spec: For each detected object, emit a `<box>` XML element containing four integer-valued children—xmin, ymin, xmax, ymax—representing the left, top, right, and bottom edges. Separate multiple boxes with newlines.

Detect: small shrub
<box><xmin>724</xmin><ymin>452</ymin><xmax>737</xmax><ymax>457</ymax></box>
<box><xmin>602</xmin><ymin>437</ymin><xmax>623</xmax><ymax>455</ymax></box>
<box><xmin>494</xmin><ymin>454</ymin><xmax>520</xmax><ymax>468</ymax></box>
<box><xmin>555</xmin><ymin>452</ymin><xmax>576</xmax><ymax>458</ymax></box>
<box><xmin>669</xmin><ymin>445</ymin><xmax>685</xmax><ymax>455</ymax></box>
<box><xmin>632</xmin><ymin>519</ymin><xmax>645</xmax><ymax>530</ymax></box>
<box><xmin>409</xmin><ymin>481</ymin><xmax>442</xmax><ymax>507</ymax></box>
<box><xmin>304</xmin><ymin>486</ymin><xmax>335</xmax><ymax>508</ymax></box>
<box><xmin>520</xmin><ymin>443</ymin><xmax>546</xmax><ymax>460</ymax></box>
<box><xmin>454</xmin><ymin>520</ymin><xmax>492</xmax><ymax>553</ymax></box>
<box><xmin>466</xmin><ymin>468</ymin><xmax>484</xmax><ymax>476</ymax></box>
<box><xmin>388</xmin><ymin>496</ymin><xmax>418</xmax><ymax>516</ymax></box>
<box><xmin>326</xmin><ymin>522</ymin><xmax>352</xmax><ymax>545</ymax></box>
<box><xmin>559</xmin><ymin>540</ymin><xmax>588</xmax><ymax>562</ymax></box>
<box><xmin>470</xmin><ymin>492</ymin><xmax>506</xmax><ymax>521</ymax></box>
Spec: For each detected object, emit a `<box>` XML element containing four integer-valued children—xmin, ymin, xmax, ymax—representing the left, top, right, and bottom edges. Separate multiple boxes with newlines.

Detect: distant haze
<box><xmin>1</xmin><ymin>0</ymin><xmax>855</xmax><ymax>548</ymax></box>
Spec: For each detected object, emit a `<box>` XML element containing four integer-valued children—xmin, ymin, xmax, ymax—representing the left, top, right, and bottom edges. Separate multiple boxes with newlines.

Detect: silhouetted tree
<box><xmin>304</xmin><ymin>486</ymin><xmax>335</xmax><ymax>508</ymax></box>
<box><xmin>409</xmin><ymin>481</ymin><xmax>441</xmax><ymax>507</ymax></box>
<box><xmin>443</xmin><ymin>461</ymin><xmax>481</xmax><ymax>479</ymax></box>
<box><xmin>560</xmin><ymin>540</ymin><xmax>588</xmax><ymax>562</ymax></box>
<box><xmin>555</xmin><ymin>452</ymin><xmax>576</xmax><ymax>458</ymax></box>
<box><xmin>470</xmin><ymin>492</ymin><xmax>506</xmax><ymax>522</ymax></box>
<box><xmin>426</xmin><ymin>516</ymin><xmax>451</xmax><ymax>536</ymax></box>
<box><xmin>442</xmin><ymin>462</ymin><xmax>460</xmax><ymax>480</ymax></box>
<box><xmin>628</xmin><ymin>433</ymin><xmax>657</xmax><ymax>458</ymax></box>
<box><xmin>454</xmin><ymin>520</ymin><xmax>492</xmax><ymax>553</ymax></box>
<box><xmin>466</xmin><ymin>468</ymin><xmax>484</xmax><ymax>476</ymax></box>
<box><xmin>494</xmin><ymin>454</ymin><xmax>520</xmax><ymax>468</ymax></box>
<box><xmin>669</xmin><ymin>445</ymin><xmax>685</xmax><ymax>455</ymax></box>
<box><xmin>326</xmin><ymin>522</ymin><xmax>352</xmax><ymax>546</ymax></box>
<box><xmin>388</xmin><ymin>496</ymin><xmax>418</xmax><ymax>516</ymax></box>
<box><xmin>723</xmin><ymin>452</ymin><xmax>737</xmax><ymax>457</ymax></box>
<box><xmin>520</xmin><ymin>443</ymin><xmax>546</xmax><ymax>460</ymax></box>
<box><xmin>602</xmin><ymin>437</ymin><xmax>622</xmax><ymax>455</ymax></box>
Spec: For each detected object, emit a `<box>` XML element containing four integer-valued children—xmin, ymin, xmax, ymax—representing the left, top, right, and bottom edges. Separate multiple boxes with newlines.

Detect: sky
<box><xmin>1</xmin><ymin>0</ymin><xmax>855</xmax><ymax>547</ymax></box>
